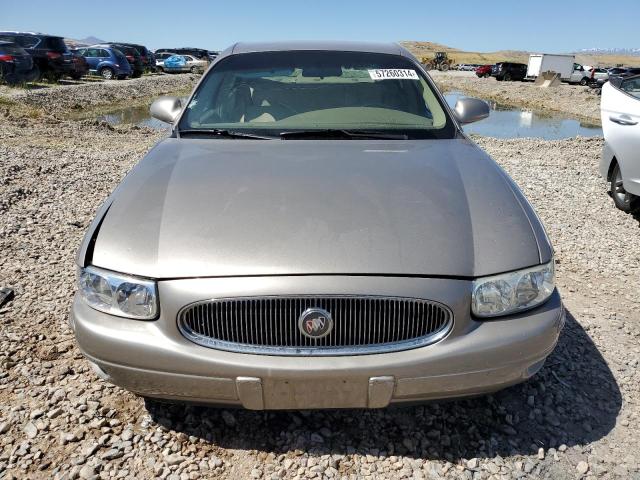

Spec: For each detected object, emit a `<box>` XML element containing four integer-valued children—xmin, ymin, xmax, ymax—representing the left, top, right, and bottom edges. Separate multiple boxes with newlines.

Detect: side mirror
<box><xmin>453</xmin><ymin>97</ymin><xmax>490</xmax><ymax>125</ymax></box>
<box><xmin>150</xmin><ymin>96</ymin><xmax>183</xmax><ymax>124</ymax></box>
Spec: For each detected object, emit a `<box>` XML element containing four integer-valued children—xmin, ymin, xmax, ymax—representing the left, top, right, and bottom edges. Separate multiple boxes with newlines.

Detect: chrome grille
<box><xmin>177</xmin><ymin>296</ymin><xmax>453</xmax><ymax>356</ymax></box>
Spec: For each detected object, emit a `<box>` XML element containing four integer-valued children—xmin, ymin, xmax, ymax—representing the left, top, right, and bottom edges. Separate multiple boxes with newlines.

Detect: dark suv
<box><xmin>104</xmin><ymin>43</ymin><xmax>144</xmax><ymax>78</ymax></box>
<box><xmin>112</xmin><ymin>42</ymin><xmax>155</xmax><ymax>73</ymax></box>
<box><xmin>0</xmin><ymin>32</ymin><xmax>72</xmax><ymax>81</ymax></box>
<box><xmin>0</xmin><ymin>40</ymin><xmax>34</xmax><ymax>85</ymax></box>
<box><xmin>492</xmin><ymin>62</ymin><xmax>527</xmax><ymax>81</ymax></box>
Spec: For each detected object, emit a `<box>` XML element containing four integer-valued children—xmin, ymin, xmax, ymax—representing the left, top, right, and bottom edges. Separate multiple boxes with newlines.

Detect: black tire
<box><xmin>99</xmin><ymin>67</ymin><xmax>115</xmax><ymax>80</ymax></box>
<box><xmin>579</xmin><ymin>77</ymin><xmax>588</xmax><ymax>86</ymax></box>
<box><xmin>496</xmin><ymin>76</ymin><xmax>503</xmax><ymax>82</ymax></box>
<box><xmin>71</xmin><ymin>73</ymin><xmax>83</xmax><ymax>80</ymax></box>
<box><xmin>504</xmin><ymin>73</ymin><xmax>512</xmax><ymax>81</ymax></box>
<box><xmin>611</xmin><ymin>163</ymin><xmax>638</xmax><ymax>212</ymax></box>
<box><xmin>25</xmin><ymin>65</ymin><xmax>40</xmax><ymax>82</ymax></box>
<box><xmin>44</xmin><ymin>71</ymin><xmax>62</xmax><ymax>83</ymax></box>
<box><xmin>441</xmin><ymin>63</ymin><xmax>450</xmax><ymax>72</ymax></box>
<box><xmin>131</xmin><ymin>71</ymin><xmax>142</xmax><ymax>78</ymax></box>
<box><xmin>484</xmin><ymin>72</ymin><xmax>491</xmax><ymax>78</ymax></box>
<box><xmin>190</xmin><ymin>66</ymin><xmax>198</xmax><ymax>73</ymax></box>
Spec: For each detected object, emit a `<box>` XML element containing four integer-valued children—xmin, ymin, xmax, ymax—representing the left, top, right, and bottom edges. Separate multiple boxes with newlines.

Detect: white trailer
<box><xmin>526</xmin><ymin>54</ymin><xmax>575</xmax><ymax>81</ymax></box>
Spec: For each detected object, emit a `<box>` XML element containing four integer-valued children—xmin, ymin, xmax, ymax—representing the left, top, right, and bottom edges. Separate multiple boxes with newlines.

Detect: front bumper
<box><xmin>71</xmin><ymin>276</ymin><xmax>564</xmax><ymax>409</ymax></box>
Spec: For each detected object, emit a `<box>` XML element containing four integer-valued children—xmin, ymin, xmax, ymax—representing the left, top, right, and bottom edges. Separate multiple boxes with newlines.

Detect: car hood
<box><xmin>88</xmin><ymin>138</ymin><xmax>549</xmax><ymax>279</ymax></box>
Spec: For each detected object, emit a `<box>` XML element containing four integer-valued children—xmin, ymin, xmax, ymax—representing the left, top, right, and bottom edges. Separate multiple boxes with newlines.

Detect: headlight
<box><xmin>472</xmin><ymin>261</ymin><xmax>555</xmax><ymax>318</ymax></box>
<box><xmin>78</xmin><ymin>266</ymin><xmax>158</xmax><ymax>319</ymax></box>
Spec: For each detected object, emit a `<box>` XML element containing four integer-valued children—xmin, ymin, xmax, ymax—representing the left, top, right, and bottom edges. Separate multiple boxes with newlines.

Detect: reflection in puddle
<box><xmin>96</xmin><ymin>94</ymin><xmax>603</xmax><ymax>140</ymax></box>
<box><xmin>445</xmin><ymin>91</ymin><xmax>602</xmax><ymax>140</ymax></box>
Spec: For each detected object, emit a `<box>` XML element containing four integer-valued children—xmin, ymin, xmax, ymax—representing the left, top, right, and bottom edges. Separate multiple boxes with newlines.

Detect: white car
<box><xmin>600</xmin><ymin>74</ymin><xmax>640</xmax><ymax>212</ymax></box>
<box><xmin>568</xmin><ymin>64</ymin><xmax>592</xmax><ymax>85</ymax></box>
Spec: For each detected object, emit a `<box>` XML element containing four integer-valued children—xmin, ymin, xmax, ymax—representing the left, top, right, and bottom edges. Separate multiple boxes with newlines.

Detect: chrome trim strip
<box><xmin>177</xmin><ymin>295</ymin><xmax>453</xmax><ymax>356</ymax></box>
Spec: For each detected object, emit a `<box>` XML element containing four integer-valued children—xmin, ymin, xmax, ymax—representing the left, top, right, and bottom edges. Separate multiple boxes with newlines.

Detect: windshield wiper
<box><xmin>178</xmin><ymin>129</ymin><xmax>273</xmax><ymax>140</ymax></box>
<box><xmin>279</xmin><ymin>129</ymin><xmax>408</xmax><ymax>140</ymax></box>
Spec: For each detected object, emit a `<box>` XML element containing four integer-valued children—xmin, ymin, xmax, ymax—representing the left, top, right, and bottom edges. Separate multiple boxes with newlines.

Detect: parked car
<box><xmin>113</xmin><ymin>43</ymin><xmax>155</xmax><ymax>73</ymax></box>
<box><xmin>0</xmin><ymin>31</ymin><xmax>72</xmax><ymax>81</ymax></box>
<box><xmin>589</xmin><ymin>68</ymin><xmax>609</xmax><ymax>84</ymax></box>
<box><xmin>74</xmin><ymin>46</ymin><xmax>132</xmax><ymax>80</ymax></box>
<box><xmin>568</xmin><ymin>63</ymin><xmax>591</xmax><ymax>85</ymax></box>
<box><xmin>71</xmin><ymin>41</ymin><xmax>563</xmax><ymax>410</ymax></box>
<box><xmin>475</xmin><ymin>64</ymin><xmax>493</xmax><ymax>78</ymax></box>
<box><xmin>155</xmin><ymin>47</ymin><xmax>209</xmax><ymax>60</ymax></box>
<box><xmin>154</xmin><ymin>51</ymin><xmax>176</xmax><ymax>72</ymax></box>
<box><xmin>492</xmin><ymin>62</ymin><xmax>527</xmax><ymax>81</ymax></box>
<box><xmin>0</xmin><ymin>40</ymin><xmax>34</xmax><ymax>85</ymax></box>
<box><xmin>162</xmin><ymin>54</ymin><xmax>207</xmax><ymax>73</ymax></box>
<box><xmin>600</xmin><ymin>74</ymin><xmax>640</xmax><ymax>212</ymax></box>
<box><xmin>104</xmin><ymin>43</ymin><xmax>144</xmax><ymax>78</ymax></box>
<box><xmin>68</xmin><ymin>50</ymin><xmax>90</xmax><ymax>80</ymax></box>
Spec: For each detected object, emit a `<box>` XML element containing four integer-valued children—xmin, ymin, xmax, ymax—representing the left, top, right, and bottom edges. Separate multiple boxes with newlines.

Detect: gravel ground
<box><xmin>0</xmin><ymin>74</ymin><xmax>199</xmax><ymax>114</ymax></box>
<box><xmin>1</xmin><ymin>78</ymin><xmax>639</xmax><ymax>479</ymax></box>
<box><xmin>431</xmin><ymin>71</ymin><xmax>602</xmax><ymax>126</ymax></box>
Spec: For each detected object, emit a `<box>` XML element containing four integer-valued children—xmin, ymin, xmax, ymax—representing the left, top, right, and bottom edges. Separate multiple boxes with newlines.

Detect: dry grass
<box><xmin>401</xmin><ymin>41</ymin><xmax>640</xmax><ymax>67</ymax></box>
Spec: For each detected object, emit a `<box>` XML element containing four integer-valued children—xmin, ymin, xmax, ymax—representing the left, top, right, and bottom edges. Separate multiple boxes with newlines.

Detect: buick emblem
<box><xmin>298</xmin><ymin>308</ymin><xmax>333</xmax><ymax>339</ymax></box>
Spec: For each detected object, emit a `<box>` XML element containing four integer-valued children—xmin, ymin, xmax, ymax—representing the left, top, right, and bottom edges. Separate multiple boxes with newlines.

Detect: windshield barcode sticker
<box><xmin>368</xmin><ymin>69</ymin><xmax>419</xmax><ymax>80</ymax></box>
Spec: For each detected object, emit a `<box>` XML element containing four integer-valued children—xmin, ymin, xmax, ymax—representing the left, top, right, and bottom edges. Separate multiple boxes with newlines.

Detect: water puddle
<box><xmin>96</xmin><ymin>94</ymin><xmax>603</xmax><ymax>140</ymax></box>
<box><xmin>96</xmin><ymin>104</ymin><xmax>170</xmax><ymax>130</ymax></box>
<box><xmin>445</xmin><ymin>91</ymin><xmax>602</xmax><ymax>140</ymax></box>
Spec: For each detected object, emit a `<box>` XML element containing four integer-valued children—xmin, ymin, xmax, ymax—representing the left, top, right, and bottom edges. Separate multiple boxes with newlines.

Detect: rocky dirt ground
<box><xmin>431</xmin><ymin>72</ymin><xmax>602</xmax><ymax>126</ymax></box>
<box><xmin>0</xmin><ymin>76</ymin><xmax>639</xmax><ymax>480</ymax></box>
<box><xmin>0</xmin><ymin>73</ymin><xmax>199</xmax><ymax>115</ymax></box>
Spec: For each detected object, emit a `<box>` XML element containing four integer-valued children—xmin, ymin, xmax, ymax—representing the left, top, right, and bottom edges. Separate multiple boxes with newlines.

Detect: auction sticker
<box><xmin>368</xmin><ymin>69</ymin><xmax>419</xmax><ymax>80</ymax></box>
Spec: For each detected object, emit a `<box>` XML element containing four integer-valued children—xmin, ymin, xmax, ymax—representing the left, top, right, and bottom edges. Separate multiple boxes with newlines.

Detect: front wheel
<box><xmin>99</xmin><ymin>67</ymin><xmax>114</xmax><ymax>80</ymax></box>
<box><xmin>190</xmin><ymin>66</ymin><xmax>199</xmax><ymax>73</ymax></box>
<box><xmin>504</xmin><ymin>73</ymin><xmax>512</xmax><ymax>81</ymax></box>
<box><xmin>611</xmin><ymin>164</ymin><xmax>638</xmax><ymax>212</ymax></box>
<box><xmin>440</xmin><ymin>63</ymin><xmax>450</xmax><ymax>72</ymax></box>
<box><xmin>580</xmin><ymin>77</ymin><xmax>589</xmax><ymax>86</ymax></box>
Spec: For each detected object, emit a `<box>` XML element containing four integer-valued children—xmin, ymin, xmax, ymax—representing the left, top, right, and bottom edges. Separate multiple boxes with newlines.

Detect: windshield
<box><xmin>178</xmin><ymin>50</ymin><xmax>455</xmax><ymax>139</ymax></box>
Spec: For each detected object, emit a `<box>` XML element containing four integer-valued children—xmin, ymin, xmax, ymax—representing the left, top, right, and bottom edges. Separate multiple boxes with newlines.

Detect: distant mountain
<box><xmin>65</xmin><ymin>36</ymin><xmax>106</xmax><ymax>48</ymax></box>
<box><xmin>80</xmin><ymin>36</ymin><xmax>105</xmax><ymax>45</ymax></box>
<box><xmin>578</xmin><ymin>47</ymin><xmax>640</xmax><ymax>57</ymax></box>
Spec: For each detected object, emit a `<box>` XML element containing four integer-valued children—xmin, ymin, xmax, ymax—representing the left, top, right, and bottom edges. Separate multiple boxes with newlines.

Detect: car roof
<box><xmin>0</xmin><ymin>31</ymin><xmax>62</xmax><ymax>38</ymax></box>
<box><xmin>230</xmin><ymin>41</ymin><xmax>405</xmax><ymax>56</ymax></box>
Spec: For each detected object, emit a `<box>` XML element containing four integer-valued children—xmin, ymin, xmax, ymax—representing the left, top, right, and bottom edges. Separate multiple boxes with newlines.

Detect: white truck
<box><xmin>526</xmin><ymin>54</ymin><xmax>581</xmax><ymax>83</ymax></box>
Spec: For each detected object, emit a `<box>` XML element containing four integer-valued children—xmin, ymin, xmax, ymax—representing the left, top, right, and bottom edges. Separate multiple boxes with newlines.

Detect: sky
<box><xmin>3</xmin><ymin>0</ymin><xmax>637</xmax><ymax>53</ymax></box>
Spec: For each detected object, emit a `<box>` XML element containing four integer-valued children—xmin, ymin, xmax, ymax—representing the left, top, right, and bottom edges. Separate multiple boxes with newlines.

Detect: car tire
<box><xmin>71</xmin><ymin>74</ymin><xmax>83</xmax><ymax>80</ymax></box>
<box><xmin>441</xmin><ymin>63</ymin><xmax>450</xmax><ymax>72</ymax></box>
<box><xmin>190</xmin><ymin>66</ymin><xmax>199</xmax><ymax>73</ymax></box>
<box><xmin>611</xmin><ymin>164</ymin><xmax>638</xmax><ymax>212</ymax></box>
<box><xmin>25</xmin><ymin>65</ymin><xmax>40</xmax><ymax>82</ymax></box>
<box><xmin>484</xmin><ymin>72</ymin><xmax>491</xmax><ymax>78</ymax></box>
<box><xmin>131</xmin><ymin>71</ymin><xmax>142</xmax><ymax>78</ymax></box>
<box><xmin>504</xmin><ymin>73</ymin><xmax>512</xmax><ymax>81</ymax></box>
<box><xmin>44</xmin><ymin>71</ymin><xmax>62</xmax><ymax>83</ymax></box>
<box><xmin>580</xmin><ymin>77</ymin><xmax>588</xmax><ymax>86</ymax></box>
<box><xmin>99</xmin><ymin>67</ymin><xmax>115</xmax><ymax>80</ymax></box>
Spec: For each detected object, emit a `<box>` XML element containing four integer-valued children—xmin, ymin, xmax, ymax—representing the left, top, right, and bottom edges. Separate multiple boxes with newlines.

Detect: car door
<box><xmin>602</xmin><ymin>76</ymin><xmax>640</xmax><ymax>195</ymax></box>
<box><xmin>84</xmin><ymin>48</ymin><xmax>99</xmax><ymax>72</ymax></box>
<box><xmin>98</xmin><ymin>49</ymin><xmax>111</xmax><ymax>70</ymax></box>
<box><xmin>570</xmin><ymin>64</ymin><xmax>583</xmax><ymax>83</ymax></box>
